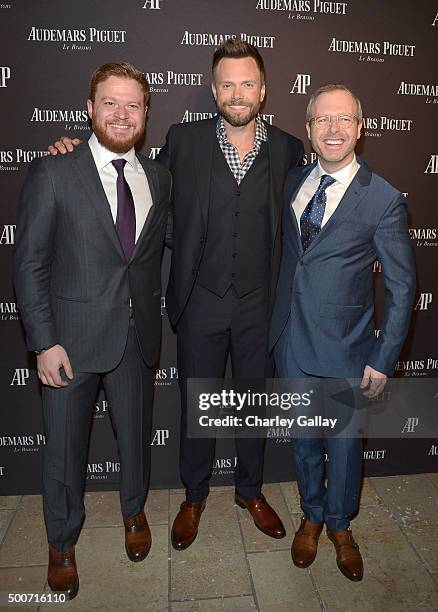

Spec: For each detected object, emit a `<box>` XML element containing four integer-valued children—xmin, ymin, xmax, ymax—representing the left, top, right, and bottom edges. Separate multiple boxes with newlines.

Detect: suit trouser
<box><xmin>41</xmin><ymin>320</ymin><xmax>154</xmax><ymax>551</ymax></box>
<box><xmin>177</xmin><ymin>283</ymin><xmax>272</xmax><ymax>502</ymax></box>
<box><xmin>274</xmin><ymin>323</ymin><xmax>363</xmax><ymax>531</ymax></box>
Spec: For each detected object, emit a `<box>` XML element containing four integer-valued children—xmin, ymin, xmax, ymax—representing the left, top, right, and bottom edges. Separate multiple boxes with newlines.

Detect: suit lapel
<box><xmin>266</xmin><ymin>125</ymin><xmax>284</xmax><ymax>240</ymax></box>
<box><xmin>193</xmin><ymin>119</ymin><xmax>216</xmax><ymax>227</ymax></box>
<box><xmin>72</xmin><ymin>143</ymin><xmax>125</xmax><ymax>259</ymax></box>
<box><xmin>304</xmin><ymin>160</ymin><xmax>371</xmax><ymax>255</ymax></box>
<box><xmin>285</xmin><ymin>163</ymin><xmax>315</xmax><ymax>255</ymax></box>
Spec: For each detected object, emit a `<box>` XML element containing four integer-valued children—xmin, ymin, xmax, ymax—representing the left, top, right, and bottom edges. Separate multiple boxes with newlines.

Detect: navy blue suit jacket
<box><xmin>269</xmin><ymin>159</ymin><xmax>416</xmax><ymax>378</ymax></box>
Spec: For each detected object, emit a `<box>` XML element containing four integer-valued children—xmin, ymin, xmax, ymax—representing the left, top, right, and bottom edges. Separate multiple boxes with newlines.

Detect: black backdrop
<box><xmin>1</xmin><ymin>0</ymin><xmax>437</xmax><ymax>495</ymax></box>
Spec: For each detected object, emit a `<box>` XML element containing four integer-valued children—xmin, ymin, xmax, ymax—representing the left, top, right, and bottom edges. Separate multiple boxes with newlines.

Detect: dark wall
<box><xmin>1</xmin><ymin>0</ymin><xmax>437</xmax><ymax>495</ymax></box>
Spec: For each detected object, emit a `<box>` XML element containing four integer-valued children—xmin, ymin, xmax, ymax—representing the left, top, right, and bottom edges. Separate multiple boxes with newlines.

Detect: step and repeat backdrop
<box><xmin>0</xmin><ymin>0</ymin><xmax>437</xmax><ymax>495</ymax></box>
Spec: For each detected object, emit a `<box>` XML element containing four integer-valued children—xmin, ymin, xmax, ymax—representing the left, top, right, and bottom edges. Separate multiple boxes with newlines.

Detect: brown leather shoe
<box><xmin>123</xmin><ymin>510</ymin><xmax>152</xmax><ymax>562</ymax></box>
<box><xmin>235</xmin><ymin>493</ymin><xmax>286</xmax><ymax>539</ymax></box>
<box><xmin>47</xmin><ymin>545</ymin><xmax>79</xmax><ymax>600</ymax></box>
<box><xmin>327</xmin><ymin>529</ymin><xmax>364</xmax><ymax>581</ymax></box>
<box><xmin>171</xmin><ymin>500</ymin><xmax>206</xmax><ymax>550</ymax></box>
<box><xmin>291</xmin><ymin>517</ymin><xmax>323</xmax><ymax>568</ymax></box>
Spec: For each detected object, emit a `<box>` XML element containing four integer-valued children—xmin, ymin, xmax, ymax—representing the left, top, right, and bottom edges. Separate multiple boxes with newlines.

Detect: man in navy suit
<box><xmin>270</xmin><ymin>84</ymin><xmax>415</xmax><ymax>581</ymax></box>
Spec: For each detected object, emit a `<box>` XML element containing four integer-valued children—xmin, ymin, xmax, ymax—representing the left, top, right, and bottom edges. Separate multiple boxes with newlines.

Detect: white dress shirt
<box><xmin>292</xmin><ymin>156</ymin><xmax>360</xmax><ymax>232</ymax></box>
<box><xmin>88</xmin><ymin>132</ymin><xmax>153</xmax><ymax>243</ymax></box>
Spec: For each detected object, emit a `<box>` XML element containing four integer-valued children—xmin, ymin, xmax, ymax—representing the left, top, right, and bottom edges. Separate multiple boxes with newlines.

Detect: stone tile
<box><xmin>83</xmin><ymin>491</ymin><xmax>121</xmax><ymax>528</ymax></box>
<box><xmin>83</xmin><ymin>489</ymin><xmax>168</xmax><ymax>529</ymax></box>
<box><xmin>40</xmin><ymin>524</ymin><xmax>168</xmax><ymax>611</ymax></box>
<box><xmin>0</xmin><ymin>496</ymin><xmax>47</xmax><ymax>567</ymax></box>
<box><xmin>248</xmin><ymin>549</ymin><xmax>321</xmax><ymax>611</ymax></box>
<box><xmin>0</xmin><ymin>510</ymin><xmax>14</xmax><ymax>545</ymax></box>
<box><xmin>145</xmin><ymin>489</ymin><xmax>169</xmax><ymax>525</ymax></box>
<box><xmin>170</xmin><ymin>490</ymin><xmax>251</xmax><ymax>600</ymax></box>
<box><xmin>237</xmin><ymin>483</ymin><xmax>293</xmax><ymax>552</ymax></box>
<box><xmin>370</xmin><ymin>474</ymin><xmax>438</xmax><ymax>523</ymax></box>
<box><xmin>0</xmin><ymin>496</ymin><xmax>22</xmax><ymax>510</ymax></box>
<box><xmin>402</xmin><ymin>520</ymin><xmax>438</xmax><ymax>573</ymax></box>
<box><xmin>426</xmin><ymin>472</ymin><xmax>438</xmax><ymax>488</ymax></box>
<box><xmin>312</xmin><ymin>506</ymin><xmax>438</xmax><ymax>611</ymax></box>
<box><xmin>172</xmin><ymin>596</ymin><xmax>256</xmax><ymax>611</ymax></box>
<box><xmin>0</xmin><ymin>565</ymin><xmax>47</xmax><ymax>612</ymax></box>
<box><xmin>279</xmin><ymin>480</ymin><xmax>302</xmax><ymax>515</ymax></box>
<box><xmin>359</xmin><ymin>478</ymin><xmax>383</xmax><ymax>507</ymax></box>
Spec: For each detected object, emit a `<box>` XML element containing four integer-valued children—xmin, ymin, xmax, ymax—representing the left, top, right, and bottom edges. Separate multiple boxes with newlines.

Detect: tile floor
<box><xmin>0</xmin><ymin>475</ymin><xmax>437</xmax><ymax>611</ymax></box>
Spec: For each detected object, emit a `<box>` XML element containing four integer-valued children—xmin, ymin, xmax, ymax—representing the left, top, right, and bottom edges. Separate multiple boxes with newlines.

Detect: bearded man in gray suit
<box><xmin>14</xmin><ymin>62</ymin><xmax>171</xmax><ymax>599</ymax></box>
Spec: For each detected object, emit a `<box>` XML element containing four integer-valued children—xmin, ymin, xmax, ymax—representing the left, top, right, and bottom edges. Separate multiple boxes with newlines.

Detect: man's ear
<box><xmin>87</xmin><ymin>99</ymin><xmax>93</xmax><ymax>121</ymax></box>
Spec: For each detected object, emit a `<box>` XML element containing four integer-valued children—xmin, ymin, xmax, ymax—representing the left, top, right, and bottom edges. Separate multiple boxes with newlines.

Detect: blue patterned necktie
<box><xmin>300</xmin><ymin>174</ymin><xmax>336</xmax><ymax>251</ymax></box>
<box><xmin>112</xmin><ymin>159</ymin><xmax>136</xmax><ymax>260</ymax></box>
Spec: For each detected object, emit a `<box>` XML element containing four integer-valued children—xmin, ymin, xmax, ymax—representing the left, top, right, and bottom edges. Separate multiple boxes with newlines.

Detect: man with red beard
<box><xmin>14</xmin><ymin>62</ymin><xmax>171</xmax><ymax>599</ymax></box>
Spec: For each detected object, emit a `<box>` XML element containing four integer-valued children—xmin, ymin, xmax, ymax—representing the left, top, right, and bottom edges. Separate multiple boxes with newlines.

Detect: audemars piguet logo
<box><xmin>397</xmin><ymin>81</ymin><xmax>438</xmax><ymax>104</ymax></box>
<box><xmin>0</xmin><ymin>225</ymin><xmax>15</xmax><ymax>245</ymax></box>
<box><xmin>87</xmin><ymin>461</ymin><xmax>120</xmax><ymax>480</ymax></box>
<box><xmin>414</xmin><ymin>293</ymin><xmax>433</xmax><ymax>311</ymax></box>
<box><xmin>256</xmin><ymin>0</ymin><xmax>348</xmax><ymax>20</ymax></box>
<box><xmin>362</xmin><ymin>116</ymin><xmax>413</xmax><ymax>138</ymax></box>
<box><xmin>155</xmin><ymin>367</ymin><xmax>178</xmax><ymax>386</ymax></box>
<box><xmin>151</xmin><ymin>429</ymin><xmax>170</xmax><ymax>446</ymax></box>
<box><xmin>432</xmin><ymin>11</ymin><xmax>438</xmax><ymax>26</ymax></box>
<box><xmin>30</xmin><ymin>108</ymin><xmax>89</xmax><ymax>132</ymax></box>
<box><xmin>0</xmin><ymin>149</ymin><xmax>49</xmax><ymax>172</ymax></box>
<box><xmin>0</xmin><ymin>67</ymin><xmax>11</xmax><ymax>87</ymax></box>
<box><xmin>0</xmin><ymin>434</ymin><xmax>45</xmax><ymax>451</ymax></box>
<box><xmin>394</xmin><ymin>358</ymin><xmax>438</xmax><ymax>376</ymax></box>
<box><xmin>1</xmin><ymin>302</ymin><xmax>19</xmax><ymax>321</ymax></box>
<box><xmin>145</xmin><ymin>71</ymin><xmax>204</xmax><ymax>94</ymax></box>
<box><xmin>180</xmin><ymin>32</ymin><xmax>275</xmax><ymax>49</ymax></box>
<box><xmin>142</xmin><ymin>0</ymin><xmax>162</xmax><ymax>7</ymax></box>
<box><xmin>27</xmin><ymin>27</ymin><xmax>127</xmax><ymax>52</ymax></box>
<box><xmin>328</xmin><ymin>38</ymin><xmax>415</xmax><ymax>62</ymax></box>
<box><xmin>212</xmin><ymin>456</ymin><xmax>237</xmax><ymax>475</ymax></box>
<box><xmin>149</xmin><ymin>148</ymin><xmax>162</xmax><ymax>160</ymax></box>
<box><xmin>290</xmin><ymin>74</ymin><xmax>311</xmax><ymax>94</ymax></box>
<box><xmin>425</xmin><ymin>155</ymin><xmax>438</xmax><ymax>174</ymax></box>
<box><xmin>10</xmin><ymin>369</ymin><xmax>30</xmax><ymax>386</ymax></box>
<box><xmin>363</xmin><ymin>449</ymin><xmax>386</xmax><ymax>460</ymax></box>
<box><xmin>409</xmin><ymin>227</ymin><xmax>438</xmax><ymax>247</ymax></box>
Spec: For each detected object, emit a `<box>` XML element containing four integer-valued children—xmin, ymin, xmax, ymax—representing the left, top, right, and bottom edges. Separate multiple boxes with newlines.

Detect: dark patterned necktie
<box><xmin>111</xmin><ymin>158</ymin><xmax>136</xmax><ymax>260</ymax></box>
<box><xmin>300</xmin><ymin>174</ymin><xmax>336</xmax><ymax>251</ymax></box>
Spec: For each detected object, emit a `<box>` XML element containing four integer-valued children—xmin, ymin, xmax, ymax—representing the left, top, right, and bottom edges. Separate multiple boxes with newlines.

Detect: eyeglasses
<box><xmin>309</xmin><ymin>114</ymin><xmax>359</xmax><ymax>130</ymax></box>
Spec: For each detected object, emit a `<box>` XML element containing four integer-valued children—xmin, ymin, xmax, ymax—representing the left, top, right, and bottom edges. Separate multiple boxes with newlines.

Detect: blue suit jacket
<box><xmin>269</xmin><ymin>159</ymin><xmax>416</xmax><ymax>378</ymax></box>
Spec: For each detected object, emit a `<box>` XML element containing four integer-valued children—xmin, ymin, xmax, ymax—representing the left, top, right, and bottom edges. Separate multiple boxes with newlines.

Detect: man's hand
<box><xmin>48</xmin><ymin>136</ymin><xmax>82</xmax><ymax>156</ymax></box>
<box><xmin>360</xmin><ymin>365</ymin><xmax>387</xmax><ymax>398</ymax></box>
<box><xmin>37</xmin><ymin>344</ymin><xmax>74</xmax><ymax>388</ymax></box>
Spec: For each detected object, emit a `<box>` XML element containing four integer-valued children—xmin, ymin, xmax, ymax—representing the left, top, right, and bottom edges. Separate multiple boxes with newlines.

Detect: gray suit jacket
<box><xmin>14</xmin><ymin>142</ymin><xmax>171</xmax><ymax>370</ymax></box>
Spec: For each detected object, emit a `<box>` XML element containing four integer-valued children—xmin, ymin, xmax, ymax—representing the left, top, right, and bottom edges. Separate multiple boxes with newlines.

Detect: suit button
<box><xmin>233</xmin><ymin>232</ymin><xmax>238</xmax><ymax>238</ymax></box>
<box><xmin>191</xmin><ymin>268</ymin><xmax>195</xmax><ymax>275</ymax></box>
<box><xmin>232</xmin><ymin>253</ymin><xmax>237</xmax><ymax>258</ymax></box>
<box><xmin>231</xmin><ymin>273</ymin><xmax>236</xmax><ymax>278</ymax></box>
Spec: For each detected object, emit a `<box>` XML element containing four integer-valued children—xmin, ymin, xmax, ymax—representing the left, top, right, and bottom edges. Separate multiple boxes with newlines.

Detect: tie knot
<box><xmin>111</xmin><ymin>158</ymin><xmax>127</xmax><ymax>174</ymax></box>
<box><xmin>318</xmin><ymin>174</ymin><xmax>335</xmax><ymax>191</ymax></box>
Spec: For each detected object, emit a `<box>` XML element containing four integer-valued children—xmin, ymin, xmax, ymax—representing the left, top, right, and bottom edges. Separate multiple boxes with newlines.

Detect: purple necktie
<box><xmin>111</xmin><ymin>158</ymin><xmax>136</xmax><ymax>260</ymax></box>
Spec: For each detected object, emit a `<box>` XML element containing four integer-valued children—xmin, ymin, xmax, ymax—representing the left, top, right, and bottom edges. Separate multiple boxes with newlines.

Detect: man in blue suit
<box><xmin>270</xmin><ymin>84</ymin><xmax>415</xmax><ymax>581</ymax></box>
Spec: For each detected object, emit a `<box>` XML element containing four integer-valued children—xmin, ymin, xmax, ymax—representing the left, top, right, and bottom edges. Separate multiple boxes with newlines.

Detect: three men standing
<box><xmin>14</xmin><ymin>63</ymin><xmax>172</xmax><ymax>598</ymax></box>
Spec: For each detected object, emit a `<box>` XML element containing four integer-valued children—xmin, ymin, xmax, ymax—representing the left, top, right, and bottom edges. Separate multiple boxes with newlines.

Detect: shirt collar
<box><xmin>216</xmin><ymin>114</ymin><xmax>268</xmax><ymax>146</ymax></box>
<box><xmin>313</xmin><ymin>155</ymin><xmax>360</xmax><ymax>186</ymax></box>
<box><xmin>88</xmin><ymin>132</ymin><xmax>138</xmax><ymax>171</ymax></box>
